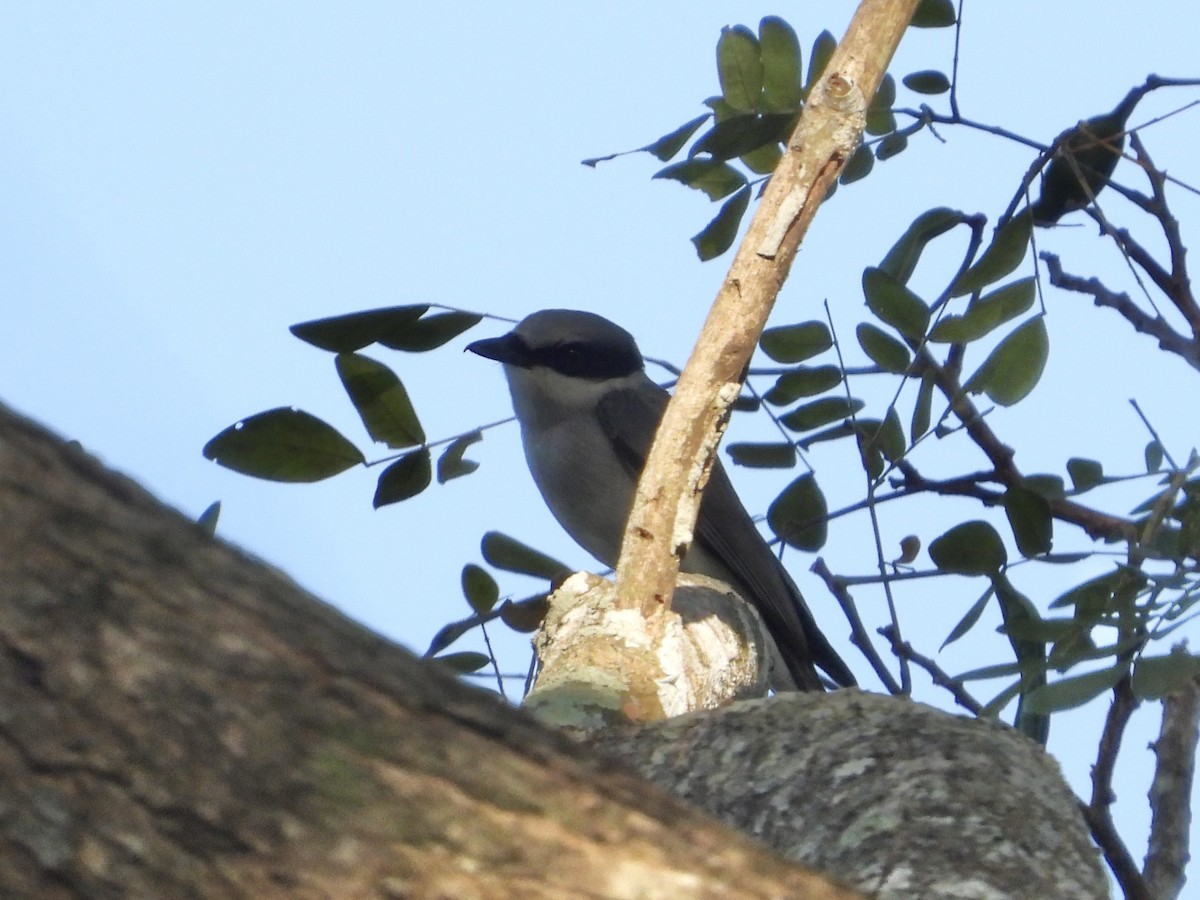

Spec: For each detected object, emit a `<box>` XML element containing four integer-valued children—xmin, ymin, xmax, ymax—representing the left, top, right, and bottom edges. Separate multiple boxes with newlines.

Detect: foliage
<box><xmin>202</xmin><ymin>8</ymin><xmax>1200</xmax><ymax>894</ymax></box>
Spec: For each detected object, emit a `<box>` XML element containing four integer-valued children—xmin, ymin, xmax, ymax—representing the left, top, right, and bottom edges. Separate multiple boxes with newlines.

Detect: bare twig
<box><xmin>1083</xmin><ymin>677</ymin><xmax>1152</xmax><ymax>900</ymax></box>
<box><xmin>1144</xmin><ymin>666</ymin><xmax>1200</xmax><ymax>900</ymax></box>
<box><xmin>877</xmin><ymin>623</ymin><xmax>983</xmax><ymax>714</ymax></box>
<box><xmin>811</xmin><ymin>557</ymin><xmax>903</xmax><ymax>694</ymax></box>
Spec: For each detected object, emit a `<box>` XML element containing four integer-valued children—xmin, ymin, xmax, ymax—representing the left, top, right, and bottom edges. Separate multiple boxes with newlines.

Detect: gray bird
<box><xmin>467</xmin><ymin>309</ymin><xmax>855</xmax><ymax>691</ymax></box>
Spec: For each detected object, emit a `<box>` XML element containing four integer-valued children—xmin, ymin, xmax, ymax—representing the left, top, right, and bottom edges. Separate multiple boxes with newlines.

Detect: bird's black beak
<box><xmin>466</xmin><ymin>333</ymin><xmax>529</xmax><ymax>367</ymax></box>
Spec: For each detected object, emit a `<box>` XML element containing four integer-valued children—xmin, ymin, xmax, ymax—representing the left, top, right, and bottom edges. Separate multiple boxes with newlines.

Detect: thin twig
<box><xmin>877</xmin><ymin>623</ymin><xmax>983</xmax><ymax>714</ymax></box>
<box><xmin>811</xmin><ymin>557</ymin><xmax>902</xmax><ymax>694</ymax></box>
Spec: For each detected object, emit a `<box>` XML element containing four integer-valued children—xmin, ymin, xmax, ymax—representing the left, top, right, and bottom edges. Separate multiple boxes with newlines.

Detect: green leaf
<box><xmin>654</xmin><ymin>159</ymin><xmax>747</xmax><ymax>200</ymax></box>
<box><xmin>373</xmin><ymin>449</ymin><xmax>432</xmax><ymax>507</ymax></box>
<box><xmin>1066</xmin><ymin>457</ymin><xmax>1104</xmax><ymax>492</ymax></box>
<box><xmin>437</xmin><ymin>431</ymin><xmax>482</xmax><ymax>483</ymax></box>
<box><xmin>760</xmin><ymin>321</ymin><xmax>832</xmax><ymax>363</ymax></box>
<box><xmin>717</xmin><ymin>25</ymin><xmax>763</xmax><ymax>111</ymax></box>
<box><xmin>963</xmin><ymin>316</ymin><xmax>1049</xmax><ymax>406</ymax></box>
<box><xmin>1004</xmin><ymin>485</ymin><xmax>1053</xmax><ymax>557</ymax></box>
<box><xmin>929</xmin><ymin>520</ymin><xmax>1007</xmax><ymax>575</ymax></box>
<box><xmin>378</xmin><ymin>311</ymin><xmax>482</xmax><ymax>352</ymax></box>
<box><xmin>911</xmin><ymin>370</ymin><xmax>935</xmax><ymax>439</ymax></box>
<box><xmin>481</xmin><ymin>531</ymin><xmax>569</xmax><ymax>580</ymax></box>
<box><xmin>951</xmin><ymin>210</ymin><xmax>1033</xmax><ymax>297</ymax></box>
<box><xmin>903</xmin><ymin>70</ymin><xmax>951</xmax><ymax>94</ymax></box>
<box><xmin>839</xmin><ymin>144</ymin><xmax>875</xmax><ymax>185</ymax></box>
<box><xmin>434</xmin><ymin>651</ymin><xmax>491</xmax><ymax>674</ymax></box>
<box><xmin>879</xmin><ymin>408</ymin><xmax>906</xmax><ymax>461</ymax></box>
<box><xmin>691</xmin><ymin>113</ymin><xmax>791</xmax><ymax>161</ymax></box>
<box><xmin>874</xmin><ymin>132</ymin><xmax>907</xmax><ymax>161</ymax></box>
<box><xmin>499</xmin><ymin>595</ymin><xmax>550</xmax><ymax>633</ymax></box>
<box><xmin>862</xmin><ymin>267</ymin><xmax>931</xmax><ymax>341</ymax></box>
<box><xmin>693</xmin><ymin>185</ymin><xmax>751</xmax><ymax>261</ymax></box>
<box><xmin>865</xmin><ymin>75</ymin><xmax>897</xmax><ymax>136</ymax></box>
<box><xmin>461</xmin><ymin>564</ymin><xmax>499</xmax><ymax>616</ymax></box>
<box><xmin>941</xmin><ymin>585</ymin><xmax>995</xmax><ymax>648</ymax></box>
<box><xmin>1022</xmin><ymin>663</ymin><xmax>1126</xmax><ymax>714</ymax></box>
<box><xmin>911</xmin><ymin>0</ymin><xmax>957</xmax><ymax>28</ymax></box>
<box><xmin>767</xmin><ymin>472</ymin><xmax>828</xmax><ymax>551</ymax></box>
<box><xmin>336</xmin><ymin>353</ymin><xmax>425</xmax><ymax>448</ymax></box>
<box><xmin>780</xmin><ymin>396</ymin><xmax>865</xmax><ymax>432</ymax></box>
<box><xmin>857</xmin><ymin>322</ymin><xmax>912</xmax><ymax>373</ymax></box>
<box><xmin>740</xmin><ymin>141</ymin><xmax>783</xmax><ymax>174</ymax></box>
<box><xmin>929</xmin><ymin>277</ymin><xmax>1036</xmax><ymax>343</ymax></box>
<box><xmin>203</xmin><ymin>408</ymin><xmax>365</xmax><ymax>483</ymax></box>
<box><xmin>726</xmin><ymin>442</ymin><xmax>797</xmax><ymax>469</ymax></box>
<box><xmin>804</xmin><ymin>30</ymin><xmax>837</xmax><ymax>92</ymax></box>
<box><xmin>1049</xmin><ymin>570</ymin><xmax>1123</xmax><ymax>614</ymax></box>
<box><xmin>290</xmin><ymin>305</ymin><xmax>430</xmax><ymax>352</ymax></box>
<box><xmin>1132</xmin><ymin>653</ymin><xmax>1200</xmax><ymax>700</ymax></box>
<box><xmin>1145</xmin><ymin>440</ymin><xmax>1165</xmax><ymax>473</ymax></box>
<box><xmin>999</xmin><ymin>616</ymin><xmax>1080</xmax><ymax>643</ymax></box>
<box><xmin>196</xmin><ymin>500</ymin><xmax>221</xmax><ymax>536</ymax></box>
<box><xmin>758</xmin><ymin>16</ymin><xmax>802</xmax><ymax>112</ymax></box>
<box><xmin>643</xmin><ymin>114</ymin><xmax>711</xmax><ymax>162</ymax></box>
<box><xmin>880</xmin><ymin>207</ymin><xmax>965</xmax><ymax>283</ymax></box>
<box><xmin>1024</xmin><ymin>474</ymin><xmax>1066</xmax><ymax>499</ymax></box>
<box><xmin>763</xmin><ymin>365</ymin><xmax>842</xmax><ymax>405</ymax></box>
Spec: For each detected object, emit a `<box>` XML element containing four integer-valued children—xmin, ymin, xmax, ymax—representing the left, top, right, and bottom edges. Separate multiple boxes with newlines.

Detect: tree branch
<box><xmin>1144</xmin><ymin>666</ymin><xmax>1200</xmax><ymax>900</ymax></box>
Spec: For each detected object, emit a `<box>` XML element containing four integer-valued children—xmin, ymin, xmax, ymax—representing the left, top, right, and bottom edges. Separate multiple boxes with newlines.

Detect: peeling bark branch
<box><xmin>616</xmin><ymin>0</ymin><xmax>922</xmax><ymax>621</ymax></box>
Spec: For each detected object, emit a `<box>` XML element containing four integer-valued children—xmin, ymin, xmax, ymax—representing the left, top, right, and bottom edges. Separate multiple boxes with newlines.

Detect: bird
<box><xmin>467</xmin><ymin>309</ymin><xmax>856</xmax><ymax>691</ymax></box>
<box><xmin>1031</xmin><ymin>86</ymin><xmax>1142</xmax><ymax>227</ymax></box>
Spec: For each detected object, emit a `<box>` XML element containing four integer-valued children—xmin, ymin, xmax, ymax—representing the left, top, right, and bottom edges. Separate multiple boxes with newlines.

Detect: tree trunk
<box><xmin>0</xmin><ymin>401</ymin><xmax>860</xmax><ymax>898</ymax></box>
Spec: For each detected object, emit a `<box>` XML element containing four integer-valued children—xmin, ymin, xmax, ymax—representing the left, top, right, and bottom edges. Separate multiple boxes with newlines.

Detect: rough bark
<box><xmin>0</xmin><ymin>401</ymin><xmax>862</xmax><ymax>899</ymax></box>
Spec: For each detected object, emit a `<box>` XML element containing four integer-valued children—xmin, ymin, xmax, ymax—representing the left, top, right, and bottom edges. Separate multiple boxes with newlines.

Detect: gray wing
<box><xmin>596</xmin><ymin>382</ymin><xmax>855</xmax><ymax>689</ymax></box>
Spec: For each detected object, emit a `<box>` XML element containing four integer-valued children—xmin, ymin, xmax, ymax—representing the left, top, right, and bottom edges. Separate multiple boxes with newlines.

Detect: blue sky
<box><xmin>3</xmin><ymin>1</ymin><xmax>1198</xmax><ymax>880</ymax></box>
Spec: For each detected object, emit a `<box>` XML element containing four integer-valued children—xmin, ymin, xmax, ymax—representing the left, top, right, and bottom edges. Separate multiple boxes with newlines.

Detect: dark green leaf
<box><xmin>941</xmin><ymin>585</ymin><xmax>995</xmax><ymax>648</ymax></box>
<box><xmin>740</xmin><ymin>141</ymin><xmax>783</xmax><ymax>174</ymax></box>
<box><xmin>373</xmin><ymin>449</ymin><xmax>432</xmax><ymax>507</ymax></box>
<box><xmin>196</xmin><ymin>500</ymin><xmax>221</xmax><ymax>536</ymax></box>
<box><xmin>726</xmin><ymin>442</ymin><xmax>797</xmax><ymax>468</ymax></box>
<box><xmin>691</xmin><ymin>113</ymin><xmax>791</xmax><ymax>161</ymax></box>
<box><xmin>929</xmin><ymin>277</ymin><xmax>1036</xmax><ymax>343</ymax></box>
<box><xmin>797</xmin><ymin>421</ymin><xmax>856</xmax><ymax>450</ymax></box>
<box><xmin>999</xmin><ymin>616</ymin><xmax>1079</xmax><ymax>643</ymax></box>
<box><xmin>1067</xmin><ymin>457</ymin><xmax>1104</xmax><ymax>492</ymax></box>
<box><xmin>717</xmin><ymin>25</ymin><xmax>763</xmax><ymax>111</ymax></box>
<box><xmin>911</xmin><ymin>370</ymin><xmax>935</xmax><ymax>439</ymax></box>
<box><xmin>780</xmin><ymin>396</ymin><xmax>866</xmax><ymax>432</ymax></box>
<box><xmin>1024</xmin><ymin>474</ymin><xmax>1066</xmax><ymax>499</ymax></box>
<box><xmin>963</xmin><ymin>316</ymin><xmax>1049</xmax><ymax>406</ymax></box>
<box><xmin>839</xmin><ymin>144</ymin><xmax>875</xmax><ymax>184</ymax></box>
<box><xmin>875</xmin><ymin>133</ymin><xmax>908</xmax><ymax>161</ymax></box>
<box><xmin>865</xmin><ymin>75</ymin><xmax>897</xmax><ymax>136</ymax></box>
<box><xmin>950</xmin><ymin>210</ymin><xmax>1033</xmax><ymax>297</ymax></box>
<box><xmin>1146</xmin><ymin>440</ymin><xmax>1165</xmax><ymax>473</ymax></box>
<box><xmin>642</xmin><ymin>114</ymin><xmax>711</xmax><ymax>162</ymax></box>
<box><xmin>862</xmin><ymin>267</ymin><xmax>930</xmax><ymax>341</ymax></box>
<box><xmin>378</xmin><ymin>311</ymin><xmax>482</xmax><ymax>352</ymax></box>
<box><xmin>760</xmin><ymin>321</ymin><xmax>832</xmax><ymax>363</ymax></box>
<box><xmin>857</xmin><ymin>322</ymin><xmax>912</xmax><ymax>373</ymax></box>
<box><xmin>763</xmin><ymin>365</ymin><xmax>842</xmax><ymax>405</ymax></box>
<box><xmin>879</xmin><ymin>408</ymin><xmax>906</xmax><ymax>461</ymax></box>
<box><xmin>461</xmin><ymin>564</ymin><xmax>500</xmax><ymax>616</ymax></box>
<box><xmin>1004</xmin><ymin>485</ymin><xmax>1053</xmax><ymax>557</ymax></box>
<box><xmin>880</xmin><ymin>207</ymin><xmax>965</xmax><ymax>283</ymax></box>
<box><xmin>911</xmin><ymin>0</ymin><xmax>957</xmax><ymax>28</ymax></box>
<box><xmin>654</xmin><ymin>159</ymin><xmax>748</xmax><ymax>200</ymax></box>
<box><xmin>437</xmin><ymin>431</ymin><xmax>482</xmax><ymax>483</ymax></box>
<box><xmin>692</xmin><ymin>185</ymin><xmax>751</xmax><ymax>261</ymax></box>
<box><xmin>482</xmin><ymin>531</ymin><xmax>569</xmax><ymax>580</ymax></box>
<box><xmin>804</xmin><ymin>30</ymin><xmax>837</xmax><ymax>92</ymax></box>
<box><xmin>767</xmin><ymin>472</ymin><xmax>828</xmax><ymax>551</ymax></box>
<box><xmin>336</xmin><ymin>353</ymin><xmax>425</xmax><ymax>448</ymax></box>
<box><xmin>499</xmin><ymin>595</ymin><xmax>550</xmax><ymax>633</ymax></box>
<box><xmin>929</xmin><ymin>520</ymin><xmax>1007</xmax><ymax>575</ymax></box>
<box><xmin>1132</xmin><ymin>653</ymin><xmax>1200</xmax><ymax>700</ymax></box>
<box><xmin>434</xmin><ymin>651</ymin><xmax>491</xmax><ymax>674</ymax></box>
<box><xmin>903</xmin><ymin>70</ymin><xmax>951</xmax><ymax>94</ymax></box>
<box><xmin>993</xmin><ymin>574</ymin><xmax>1049</xmax><ymax>742</ymax></box>
<box><xmin>290</xmin><ymin>305</ymin><xmax>429</xmax><ymax>352</ymax></box>
<box><xmin>203</xmin><ymin>408</ymin><xmax>364</xmax><ymax>483</ymax></box>
<box><xmin>1022</xmin><ymin>663</ymin><xmax>1126</xmax><ymax>714</ymax></box>
<box><xmin>758</xmin><ymin>16</ymin><xmax>802</xmax><ymax>112</ymax></box>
